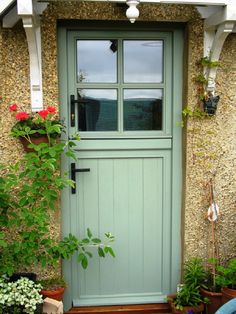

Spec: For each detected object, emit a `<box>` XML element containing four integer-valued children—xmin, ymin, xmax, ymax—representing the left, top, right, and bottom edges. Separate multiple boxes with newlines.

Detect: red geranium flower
<box><xmin>47</xmin><ymin>106</ymin><xmax>57</xmax><ymax>114</ymax></box>
<box><xmin>38</xmin><ymin>109</ymin><xmax>50</xmax><ymax>119</ymax></box>
<box><xmin>16</xmin><ymin>112</ymin><xmax>29</xmax><ymax>121</ymax></box>
<box><xmin>9</xmin><ymin>104</ymin><xmax>18</xmax><ymax>111</ymax></box>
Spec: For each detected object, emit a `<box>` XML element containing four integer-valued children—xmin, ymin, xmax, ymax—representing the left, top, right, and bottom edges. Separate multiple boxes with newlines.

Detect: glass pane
<box><xmin>77</xmin><ymin>40</ymin><xmax>117</xmax><ymax>83</ymax></box>
<box><xmin>123</xmin><ymin>40</ymin><xmax>163</xmax><ymax>83</ymax></box>
<box><xmin>77</xmin><ymin>89</ymin><xmax>117</xmax><ymax>131</ymax></box>
<box><xmin>124</xmin><ymin>89</ymin><xmax>162</xmax><ymax>131</ymax></box>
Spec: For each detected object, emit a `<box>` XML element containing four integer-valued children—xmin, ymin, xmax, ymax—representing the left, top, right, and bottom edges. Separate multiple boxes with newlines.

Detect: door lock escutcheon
<box><xmin>71</xmin><ymin>163</ymin><xmax>90</xmax><ymax>194</ymax></box>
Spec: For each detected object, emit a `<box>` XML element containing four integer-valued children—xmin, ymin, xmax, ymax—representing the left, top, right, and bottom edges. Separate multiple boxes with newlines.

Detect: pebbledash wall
<box><xmin>0</xmin><ymin>1</ymin><xmax>235</xmax><ymax>276</ymax></box>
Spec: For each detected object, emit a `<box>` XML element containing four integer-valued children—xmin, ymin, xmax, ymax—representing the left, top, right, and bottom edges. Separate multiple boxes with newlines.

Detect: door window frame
<box><xmin>67</xmin><ymin>31</ymin><xmax>172</xmax><ymax>139</ymax></box>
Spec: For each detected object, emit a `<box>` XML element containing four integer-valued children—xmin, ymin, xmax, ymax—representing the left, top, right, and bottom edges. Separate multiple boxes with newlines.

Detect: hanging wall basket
<box><xmin>203</xmin><ymin>95</ymin><xmax>220</xmax><ymax>115</ymax></box>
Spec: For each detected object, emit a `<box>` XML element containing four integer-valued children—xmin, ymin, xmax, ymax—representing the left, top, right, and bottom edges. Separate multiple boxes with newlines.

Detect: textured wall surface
<box><xmin>0</xmin><ymin>2</ymin><xmax>235</xmax><ymax>279</ymax></box>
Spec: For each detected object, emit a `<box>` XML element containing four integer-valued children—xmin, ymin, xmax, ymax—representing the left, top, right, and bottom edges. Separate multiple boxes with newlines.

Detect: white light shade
<box><xmin>126</xmin><ymin>0</ymin><xmax>140</xmax><ymax>23</ymax></box>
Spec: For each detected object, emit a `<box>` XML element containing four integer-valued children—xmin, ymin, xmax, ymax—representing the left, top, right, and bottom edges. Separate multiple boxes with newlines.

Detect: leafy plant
<box><xmin>215</xmin><ymin>258</ymin><xmax>236</xmax><ymax>289</ymax></box>
<box><xmin>0</xmin><ymin>276</ymin><xmax>43</xmax><ymax>314</ymax></box>
<box><xmin>9</xmin><ymin>104</ymin><xmax>64</xmax><ymax>141</ymax></box>
<box><xmin>184</xmin><ymin>258</ymin><xmax>206</xmax><ymax>288</ymax></box>
<box><xmin>39</xmin><ymin>276</ymin><xmax>67</xmax><ymax>290</ymax></box>
<box><xmin>0</xmin><ymin>113</ymin><xmax>115</xmax><ymax>276</ymax></box>
<box><xmin>202</xmin><ymin>258</ymin><xmax>222</xmax><ymax>292</ymax></box>
<box><xmin>173</xmin><ymin>284</ymin><xmax>204</xmax><ymax>310</ymax></box>
<box><xmin>170</xmin><ymin>258</ymin><xmax>208</xmax><ymax>310</ymax></box>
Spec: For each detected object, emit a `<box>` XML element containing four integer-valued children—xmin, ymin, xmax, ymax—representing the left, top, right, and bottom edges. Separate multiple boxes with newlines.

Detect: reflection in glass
<box><xmin>77</xmin><ymin>40</ymin><xmax>117</xmax><ymax>83</ymax></box>
<box><xmin>124</xmin><ymin>40</ymin><xmax>163</xmax><ymax>83</ymax></box>
<box><xmin>77</xmin><ymin>89</ymin><xmax>117</xmax><ymax>131</ymax></box>
<box><xmin>124</xmin><ymin>89</ymin><xmax>163</xmax><ymax>131</ymax></box>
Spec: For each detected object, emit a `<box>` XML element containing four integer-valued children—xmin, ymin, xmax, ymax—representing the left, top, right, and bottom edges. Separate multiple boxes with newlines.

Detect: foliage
<box><xmin>215</xmin><ymin>258</ymin><xmax>236</xmax><ymax>289</ymax></box>
<box><xmin>0</xmin><ymin>276</ymin><xmax>43</xmax><ymax>314</ymax></box>
<box><xmin>199</xmin><ymin>57</ymin><xmax>221</xmax><ymax>69</ymax></box>
<box><xmin>9</xmin><ymin>104</ymin><xmax>63</xmax><ymax>141</ymax></box>
<box><xmin>0</xmin><ymin>109</ymin><xmax>115</xmax><ymax>276</ymax></box>
<box><xmin>173</xmin><ymin>284</ymin><xmax>204</xmax><ymax>310</ymax></box>
<box><xmin>179</xmin><ymin>56</ymin><xmax>221</xmax><ymax>126</ymax></box>
<box><xmin>203</xmin><ymin>258</ymin><xmax>222</xmax><ymax>292</ymax></box>
<box><xmin>172</xmin><ymin>258</ymin><xmax>208</xmax><ymax>310</ymax></box>
<box><xmin>39</xmin><ymin>276</ymin><xmax>67</xmax><ymax>290</ymax></box>
<box><xmin>184</xmin><ymin>258</ymin><xmax>206</xmax><ymax>288</ymax></box>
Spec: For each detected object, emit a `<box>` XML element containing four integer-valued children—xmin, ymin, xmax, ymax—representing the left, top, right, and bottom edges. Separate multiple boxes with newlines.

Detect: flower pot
<box><xmin>203</xmin><ymin>95</ymin><xmax>220</xmax><ymax>115</ymax></box>
<box><xmin>167</xmin><ymin>295</ymin><xmax>204</xmax><ymax>314</ymax></box>
<box><xmin>200</xmin><ymin>287</ymin><xmax>222</xmax><ymax>314</ymax></box>
<box><xmin>10</xmin><ymin>272</ymin><xmax>37</xmax><ymax>282</ymax></box>
<box><xmin>221</xmin><ymin>287</ymin><xmax>236</xmax><ymax>304</ymax></box>
<box><xmin>40</xmin><ymin>287</ymin><xmax>65</xmax><ymax>301</ymax></box>
<box><xmin>19</xmin><ymin>135</ymin><xmax>49</xmax><ymax>152</ymax></box>
<box><xmin>170</xmin><ymin>301</ymin><xmax>204</xmax><ymax>314</ymax></box>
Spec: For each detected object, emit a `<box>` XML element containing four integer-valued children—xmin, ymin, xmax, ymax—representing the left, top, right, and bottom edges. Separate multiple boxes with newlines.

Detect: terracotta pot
<box><xmin>40</xmin><ymin>287</ymin><xmax>65</xmax><ymax>301</ymax></box>
<box><xmin>221</xmin><ymin>287</ymin><xmax>236</xmax><ymax>304</ymax></box>
<box><xmin>167</xmin><ymin>296</ymin><xmax>204</xmax><ymax>314</ymax></box>
<box><xmin>200</xmin><ymin>287</ymin><xmax>222</xmax><ymax>314</ymax></box>
<box><xmin>19</xmin><ymin>135</ymin><xmax>49</xmax><ymax>152</ymax></box>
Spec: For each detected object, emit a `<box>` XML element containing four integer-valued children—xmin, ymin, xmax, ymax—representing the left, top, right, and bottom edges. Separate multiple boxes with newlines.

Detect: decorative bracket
<box><xmin>197</xmin><ymin>4</ymin><xmax>236</xmax><ymax>93</ymax></box>
<box><xmin>17</xmin><ymin>0</ymin><xmax>48</xmax><ymax>111</ymax></box>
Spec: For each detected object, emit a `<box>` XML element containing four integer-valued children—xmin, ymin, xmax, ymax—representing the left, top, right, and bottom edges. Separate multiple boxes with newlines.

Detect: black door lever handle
<box><xmin>71</xmin><ymin>163</ymin><xmax>90</xmax><ymax>194</ymax></box>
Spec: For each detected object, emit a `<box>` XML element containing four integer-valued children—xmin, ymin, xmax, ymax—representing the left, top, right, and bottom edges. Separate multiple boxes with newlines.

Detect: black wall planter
<box><xmin>203</xmin><ymin>95</ymin><xmax>220</xmax><ymax>115</ymax></box>
<box><xmin>10</xmin><ymin>272</ymin><xmax>37</xmax><ymax>282</ymax></box>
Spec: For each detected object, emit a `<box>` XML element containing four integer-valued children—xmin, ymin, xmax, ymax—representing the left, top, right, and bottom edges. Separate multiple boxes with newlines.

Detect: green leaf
<box><xmin>98</xmin><ymin>247</ymin><xmax>105</xmax><ymax>258</ymax></box>
<box><xmin>81</xmin><ymin>256</ymin><xmax>88</xmax><ymax>269</ymax></box>
<box><xmin>77</xmin><ymin>253</ymin><xmax>85</xmax><ymax>263</ymax></box>
<box><xmin>92</xmin><ymin>238</ymin><xmax>101</xmax><ymax>244</ymax></box>
<box><xmin>87</xmin><ymin>228</ymin><xmax>93</xmax><ymax>239</ymax></box>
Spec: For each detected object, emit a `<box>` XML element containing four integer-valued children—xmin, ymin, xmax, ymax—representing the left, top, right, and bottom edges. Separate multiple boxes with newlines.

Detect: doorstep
<box><xmin>64</xmin><ymin>303</ymin><xmax>171</xmax><ymax>314</ymax></box>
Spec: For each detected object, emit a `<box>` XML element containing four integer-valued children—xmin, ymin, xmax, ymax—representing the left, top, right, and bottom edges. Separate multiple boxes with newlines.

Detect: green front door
<box><xmin>59</xmin><ymin>26</ymin><xmax>183</xmax><ymax>309</ymax></box>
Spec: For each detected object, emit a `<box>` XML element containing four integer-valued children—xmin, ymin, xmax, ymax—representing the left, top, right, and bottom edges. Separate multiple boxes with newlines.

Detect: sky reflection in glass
<box><xmin>77</xmin><ymin>40</ymin><xmax>117</xmax><ymax>83</ymax></box>
<box><xmin>123</xmin><ymin>40</ymin><xmax>163</xmax><ymax>83</ymax></box>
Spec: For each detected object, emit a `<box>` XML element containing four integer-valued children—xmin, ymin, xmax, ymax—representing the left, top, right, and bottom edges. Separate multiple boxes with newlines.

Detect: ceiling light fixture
<box><xmin>126</xmin><ymin>0</ymin><xmax>140</xmax><ymax>23</ymax></box>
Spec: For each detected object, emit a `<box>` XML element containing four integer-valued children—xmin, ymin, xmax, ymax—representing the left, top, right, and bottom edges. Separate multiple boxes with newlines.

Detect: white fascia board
<box><xmin>103</xmin><ymin>0</ymin><xmax>229</xmax><ymax>4</ymax></box>
<box><xmin>205</xmin><ymin>3</ymin><xmax>236</xmax><ymax>29</ymax></box>
<box><xmin>0</xmin><ymin>0</ymin><xmax>15</xmax><ymax>15</ymax></box>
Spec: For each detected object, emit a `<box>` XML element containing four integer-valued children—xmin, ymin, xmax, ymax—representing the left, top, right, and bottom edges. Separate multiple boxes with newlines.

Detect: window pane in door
<box><xmin>77</xmin><ymin>40</ymin><xmax>117</xmax><ymax>83</ymax></box>
<box><xmin>77</xmin><ymin>89</ymin><xmax>117</xmax><ymax>131</ymax></box>
<box><xmin>123</xmin><ymin>40</ymin><xmax>163</xmax><ymax>83</ymax></box>
<box><xmin>124</xmin><ymin>89</ymin><xmax>163</xmax><ymax>131</ymax></box>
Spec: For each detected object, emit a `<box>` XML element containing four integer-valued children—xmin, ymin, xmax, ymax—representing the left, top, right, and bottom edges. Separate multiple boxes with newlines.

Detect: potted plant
<box><xmin>0</xmin><ymin>276</ymin><xmax>43</xmax><ymax>314</ymax></box>
<box><xmin>168</xmin><ymin>258</ymin><xmax>208</xmax><ymax>313</ymax></box>
<box><xmin>39</xmin><ymin>276</ymin><xmax>67</xmax><ymax>301</ymax></box>
<box><xmin>9</xmin><ymin>104</ymin><xmax>64</xmax><ymax>152</ymax></box>
<box><xmin>199</xmin><ymin>258</ymin><xmax>222</xmax><ymax>314</ymax></box>
<box><xmin>216</xmin><ymin>258</ymin><xmax>236</xmax><ymax>304</ymax></box>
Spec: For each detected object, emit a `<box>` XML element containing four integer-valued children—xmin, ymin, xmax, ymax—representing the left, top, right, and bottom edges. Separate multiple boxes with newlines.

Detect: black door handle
<box><xmin>71</xmin><ymin>163</ymin><xmax>90</xmax><ymax>194</ymax></box>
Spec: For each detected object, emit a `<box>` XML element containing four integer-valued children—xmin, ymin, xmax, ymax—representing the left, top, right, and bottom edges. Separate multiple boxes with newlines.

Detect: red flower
<box><xmin>47</xmin><ymin>106</ymin><xmax>57</xmax><ymax>114</ymax></box>
<box><xmin>9</xmin><ymin>104</ymin><xmax>18</xmax><ymax>111</ymax></box>
<box><xmin>38</xmin><ymin>109</ymin><xmax>49</xmax><ymax>119</ymax></box>
<box><xmin>16</xmin><ymin>112</ymin><xmax>29</xmax><ymax>121</ymax></box>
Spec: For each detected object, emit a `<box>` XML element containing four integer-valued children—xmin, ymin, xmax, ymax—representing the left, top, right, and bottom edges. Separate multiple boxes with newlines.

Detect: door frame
<box><xmin>58</xmin><ymin>22</ymin><xmax>183</xmax><ymax>310</ymax></box>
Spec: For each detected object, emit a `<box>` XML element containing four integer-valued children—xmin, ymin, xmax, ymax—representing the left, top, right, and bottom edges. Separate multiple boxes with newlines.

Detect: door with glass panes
<box><xmin>60</xmin><ymin>29</ymin><xmax>182</xmax><ymax>307</ymax></box>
